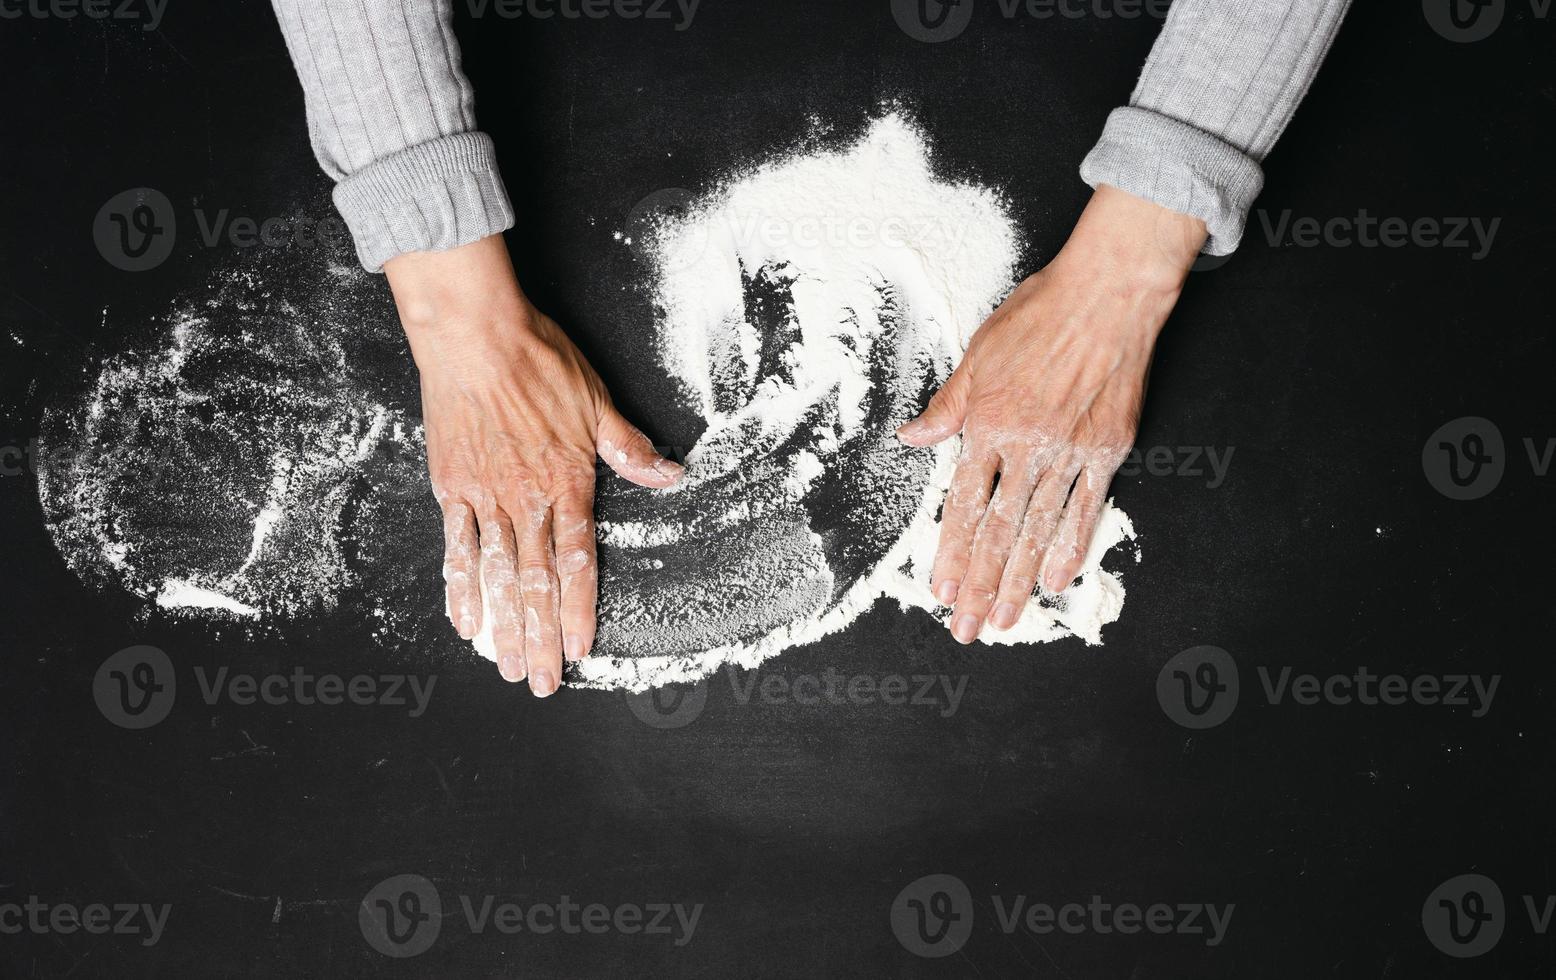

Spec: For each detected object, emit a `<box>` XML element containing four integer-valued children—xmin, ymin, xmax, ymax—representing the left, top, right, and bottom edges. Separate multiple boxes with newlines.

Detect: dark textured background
<box><xmin>2</xmin><ymin>0</ymin><xmax>1554</xmax><ymax>976</ymax></box>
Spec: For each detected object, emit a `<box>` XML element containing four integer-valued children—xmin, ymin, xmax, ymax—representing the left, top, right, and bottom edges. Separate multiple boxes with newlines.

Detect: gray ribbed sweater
<box><xmin>271</xmin><ymin>0</ymin><xmax>1350</xmax><ymax>270</ymax></box>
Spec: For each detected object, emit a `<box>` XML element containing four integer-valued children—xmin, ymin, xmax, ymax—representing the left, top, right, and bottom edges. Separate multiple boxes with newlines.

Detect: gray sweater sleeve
<box><xmin>270</xmin><ymin>0</ymin><xmax>515</xmax><ymax>272</ymax></box>
<box><xmin>1080</xmin><ymin>0</ymin><xmax>1352</xmax><ymax>255</ymax></box>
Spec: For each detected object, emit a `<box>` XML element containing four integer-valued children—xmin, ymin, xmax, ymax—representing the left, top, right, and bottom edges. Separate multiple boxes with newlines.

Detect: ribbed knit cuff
<box><xmin>332</xmin><ymin>131</ymin><xmax>516</xmax><ymax>272</ymax></box>
<box><xmin>1079</xmin><ymin>107</ymin><xmax>1265</xmax><ymax>257</ymax></box>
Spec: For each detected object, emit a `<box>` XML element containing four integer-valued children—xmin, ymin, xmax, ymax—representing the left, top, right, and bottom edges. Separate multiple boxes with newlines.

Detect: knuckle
<box><xmin>960</xmin><ymin>586</ymin><xmax>997</xmax><ymax>606</ymax></box>
<box><xmin>554</xmin><ymin>512</ymin><xmax>594</xmax><ymax>540</ymax></box>
<box><xmin>519</xmin><ymin>565</ymin><xmax>556</xmax><ymax>596</ymax></box>
<box><xmin>480</xmin><ymin>547</ymin><xmax>513</xmax><ymax>573</ymax></box>
<box><xmin>1001</xmin><ymin>567</ymin><xmax>1038</xmax><ymax>595</ymax></box>
<box><xmin>557</xmin><ymin>547</ymin><xmax>593</xmax><ymax>576</ymax></box>
<box><xmin>979</xmin><ymin>512</ymin><xmax>1019</xmax><ymax>538</ymax></box>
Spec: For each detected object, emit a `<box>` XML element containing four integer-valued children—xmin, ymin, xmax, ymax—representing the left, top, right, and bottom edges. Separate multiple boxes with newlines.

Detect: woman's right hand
<box><xmin>385</xmin><ymin>235</ymin><xmax>683</xmax><ymax>697</ymax></box>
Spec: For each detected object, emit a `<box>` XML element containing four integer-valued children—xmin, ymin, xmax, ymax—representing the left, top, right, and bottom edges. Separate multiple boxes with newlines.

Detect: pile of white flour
<box><xmin>473</xmin><ymin>113</ymin><xmax>1139</xmax><ymax>689</ymax></box>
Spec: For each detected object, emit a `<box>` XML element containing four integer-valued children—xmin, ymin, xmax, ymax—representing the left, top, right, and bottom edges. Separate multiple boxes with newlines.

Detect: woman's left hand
<box><xmin>896</xmin><ymin>185</ymin><xmax>1208</xmax><ymax>644</ymax></box>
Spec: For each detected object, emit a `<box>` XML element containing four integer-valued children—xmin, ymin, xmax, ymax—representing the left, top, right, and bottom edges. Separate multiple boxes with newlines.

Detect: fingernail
<box><xmin>896</xmin><ymin>419</ymin><xmax>925</xmax><ymax>442</ymax></box>
<box><xmin>1045</xmin><ymin>567</ymin><xmax>1071</xmax><ymax>592</ymax></box>
<box><xmin>530</xmin><ymin>669</ymin><xmax>557</xmax><ymax>698</ymax></box>
<box><xmin>952</xmin><ymin>614</ymin><xmax>980</xmax><ymax>645</ymax></box>
<box><xmin>565</xmin><ymin>634</ymin><xmax>588</xmax><ymax>662</ymax></box>
<box><xmin>653</xmin><ymin>458</ymin><xmax>684</xmax><ymax>481</ymax></box>
<box><xmin>458</xmin><ymin>614</ymin><xmax>477</xmax><ymax>639</ymax></box>
<box><xmin>991</xmin><ymin>602</ymin><xmax>1018</xmax><ymax>630</ymax></box>
<box><xmin>934</xmin><ymin>579</ymin><xmax>959</xmax><ymax>605</ymax></box>
<box><xmin>499</xmin><ymin>654</ymin><xmax>524</xmax><ymax>682</ymax></box>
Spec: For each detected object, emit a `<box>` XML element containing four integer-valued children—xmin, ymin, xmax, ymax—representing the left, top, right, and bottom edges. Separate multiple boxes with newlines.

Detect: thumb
<box><xmin>597</xmin><ymin>405</ymin><xmax>684</xmax><ymax>489</ymax></box>
<box><xmin>896</xmin><ymin>364</ymin><xmax>971</xmax><ymax>447</ymax></box>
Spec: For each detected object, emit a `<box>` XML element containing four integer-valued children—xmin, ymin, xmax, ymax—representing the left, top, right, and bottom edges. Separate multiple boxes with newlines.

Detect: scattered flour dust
<box><xmin>470</xmin><ymin>113</ymin><xmax>1139</xmax><ymax>690</ymax></box>
<box><xmin>38</xmin><ymin>114</ymin><xmax>1139</xmax><ymax>692</ymax></box>
<box><xmin>37</xmin><ymin>264</ymin><xmax>427</xmax><ymax>631</ymax></box>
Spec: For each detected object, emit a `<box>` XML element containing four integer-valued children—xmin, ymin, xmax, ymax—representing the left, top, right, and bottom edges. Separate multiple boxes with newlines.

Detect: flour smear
<box><xmin>39</xmin><ymin>113</ymin><xmax>1138</xmax><ymax>692</ymax></box>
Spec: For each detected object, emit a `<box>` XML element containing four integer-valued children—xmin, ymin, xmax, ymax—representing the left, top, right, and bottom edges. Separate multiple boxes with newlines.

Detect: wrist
<box><xmin>385</xmin><ymin>235</ymin><xmax>541</xmax><ymax>367</ymax></box>
<box><xmin>1062</xmin><ymin>185</ymin><xmax>1207</xmax><ymax>296</ymax></box>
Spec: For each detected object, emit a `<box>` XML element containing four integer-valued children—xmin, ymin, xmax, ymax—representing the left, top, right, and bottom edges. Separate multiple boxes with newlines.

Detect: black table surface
<box><xmin>3</xmin><ymin>1</ymin><xmax>1554</xmax><ymax>976</ymax></box>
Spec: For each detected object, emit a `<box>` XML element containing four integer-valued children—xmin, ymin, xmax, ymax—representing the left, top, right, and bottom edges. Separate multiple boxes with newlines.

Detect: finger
<box><xmin>478</xmin><ymin>508</ymin><xmax>527</xmax><ymax>683</ymax></box>
<box><xmin>929</xmin><ymin>448</ymin><xmax>999</xmax><ymax>607</ymax></box>
<box><xmin>991</xmin><ymin>459</ymin><xmax>1076</xmax><ymax>628</ymax></box>
<box><xmin>514</xmin><ymin>503</ymin><xmax>564</xmax><ymax>698</ymax></box>
<box><xmin>552</xmin><ymin>487</ymin><xmax>598</xmax><ymax>664</ymax></box>
<box><xmin>442</xmin><ymin>501</ymin><xmax>482</xmax><ymax>639</ymax></box>
<box><xmin>1041</xmin><ymin>461</ymin><xmax>1119</xmax><ymax>593</ymax></box>
<box><xmin>598</xmin><ymin>405</ymin><xmax>683</xmax><ymax>489</ymax></box>
<box><xmin>897</xmin><ymin>363</ymin><xmax>970</xmax><ymax>447</ymax></box>
<box><xmin>950</xmin><ymin>454</ymin><xmax>1040</xmax><ymax>644</ymax></box>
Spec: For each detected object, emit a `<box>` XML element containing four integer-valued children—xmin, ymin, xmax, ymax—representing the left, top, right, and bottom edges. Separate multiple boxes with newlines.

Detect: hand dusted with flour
<box><xmin>898</xmin><ymin>186</ymin><xmax>1199</xmax><ymax>646</ymax></box>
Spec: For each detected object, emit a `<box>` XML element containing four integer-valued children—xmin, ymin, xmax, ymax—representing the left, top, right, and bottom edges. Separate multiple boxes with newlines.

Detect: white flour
<box><xmin>40</xmin><ymin>115</ymin><xmax>1138</xmax><ymax>690</ymax></box>
<box><xmin>471</xmin><ymin>114</ymin><xmax>1138</xmax><ymax>690</ymax></box>
<box><xmin>37</xmin><ymin>266</ymin><xmax>426</xmax><ymax>627</ymax></box>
